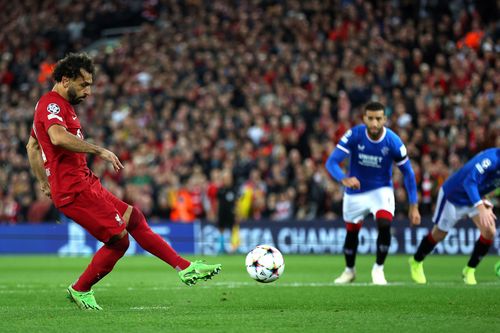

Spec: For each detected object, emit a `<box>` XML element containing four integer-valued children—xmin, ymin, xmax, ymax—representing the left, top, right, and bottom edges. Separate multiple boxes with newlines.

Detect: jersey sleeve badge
<box><xmin>47</xmin><ymin>103</ymin><xmax>63</xmax><ymax>121</ymax></box>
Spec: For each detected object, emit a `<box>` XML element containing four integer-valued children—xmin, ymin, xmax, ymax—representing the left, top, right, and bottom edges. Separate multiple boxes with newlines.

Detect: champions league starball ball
<box><xmin>245</xmin><ymin>245</ymin><xmax>285</xmax><ymax>283</ymax></box>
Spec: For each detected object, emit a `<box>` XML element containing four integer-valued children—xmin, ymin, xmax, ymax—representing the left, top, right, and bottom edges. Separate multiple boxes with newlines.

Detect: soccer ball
<box><xmin>245</xmin><ymin>245</ymin><xmax>285</xmax><ymax>283</ymax></box>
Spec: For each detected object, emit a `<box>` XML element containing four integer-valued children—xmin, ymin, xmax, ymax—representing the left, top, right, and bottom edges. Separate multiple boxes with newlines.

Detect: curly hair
<box><xmin>52</xmin><ymin>53</ymin><xmax>95</xmax><ymax>82</ymax></box>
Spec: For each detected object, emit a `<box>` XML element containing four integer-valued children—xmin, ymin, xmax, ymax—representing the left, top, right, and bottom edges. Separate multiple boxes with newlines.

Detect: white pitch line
<box><xmin>130</xmin><ymin>306</ymin><xmax>169</xmax><ymax>310</ymax></box>
<box><xmin>0</xmin><ymin>281</ymin><xmax>498</xmax><ymax>294</ymax></box>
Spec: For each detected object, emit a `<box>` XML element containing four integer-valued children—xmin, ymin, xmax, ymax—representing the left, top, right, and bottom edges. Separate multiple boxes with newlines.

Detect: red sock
<box><xmin>73</xmin><ymin>234</ymin><xmax>130</xmax><ymax>292</ymax></box>
<box><xmin>479</xmin><ymin>235</ymin><xmax>493</xmax><ymax>245</ymax></box>
<box><xmin>427</xmin><ymin>232</ymin><xmax>437</xmax><ymax>245</ymax></box>
<box><xmin>127</xmin><ymin>207</ymin><xmax>190</xmax><ymax>270</ymax></box>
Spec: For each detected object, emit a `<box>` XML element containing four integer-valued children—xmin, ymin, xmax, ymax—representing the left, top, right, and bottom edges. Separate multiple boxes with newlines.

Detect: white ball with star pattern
<box><xmin>245</xmin><ymin>245</ymin><xmax>285</xmax><ymax>283</ymax></box>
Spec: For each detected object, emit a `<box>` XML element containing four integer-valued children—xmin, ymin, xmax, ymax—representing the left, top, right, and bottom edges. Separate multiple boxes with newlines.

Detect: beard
<box><xmin>368</xmin><ymin>127</ymin><xmax>383</xmax><ymax>139</ymax></box>
<box><xmin>67</xmin><ymin>87</ymin><xmax>85</xmax><ymax>105</ymax></box>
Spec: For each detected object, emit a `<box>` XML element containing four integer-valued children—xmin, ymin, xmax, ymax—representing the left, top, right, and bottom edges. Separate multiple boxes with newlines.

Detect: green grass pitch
<box><xmin>0</xmin><ymin>254</ymin><xmax>498</xmax><ymax>332</ymax></box>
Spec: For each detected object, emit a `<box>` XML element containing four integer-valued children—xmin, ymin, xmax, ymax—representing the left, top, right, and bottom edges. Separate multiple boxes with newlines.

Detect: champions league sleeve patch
<box><xmin>47</xmin><ymin>103</ymin><xmax>63</xmax><ymax>121</ymax></box>
<box><xmin>399</xmin><ymin>145</ymin><xmax>407</xmax><ymax>158</ymax></box>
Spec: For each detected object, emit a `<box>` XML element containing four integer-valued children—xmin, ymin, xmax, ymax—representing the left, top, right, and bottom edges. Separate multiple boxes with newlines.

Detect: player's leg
<box><xmin>413</xmin><ymin>227</ymin><xmax>447</xmax><ymax>262</ymax></box>
<box><xmin>217</xmin><ymin>223</ymin><xmax>226</xmax><ymax>254</ymax></box>
<box><xmin>463</xmin><ymin>208</ymin><xmax>497</xmax><ymax>285</ymax></box>
<box><xmin>335</xmin><ymin>193</ymin><xmax>366</xmax><ymax>284</ymax></box>
<box><xmin>230</xmin><ymin>222</ymin><xmax>240</xmax><ymax>253</ymax></box>
<box><xmin>126</xmin><ymin>205</ymin><xmax>190</xmax><ymax>269</ymax></box>
<box><xmin>68</xmin><ymin>230</ymin><xmax>129</xmax><ymax>310</ymax></box>
<box><xmin>371</xmin><ymin>210</ymin><xmax>392</xmax><ymax>285</ymax></box>
<box><xmin>105</xmin><ymin>187</ymin><xmax>221</xmax><ymax>286</ymax></box>
<box><xmin>410</xmin><ymin>189</ymin><xmax>453</xmax><ymax>284</ymax></box>
<box><xmin>102</xmin><ymin>187</ymin><xmax>192</xmax><ymax>271</ymax></box>
<box><xmin>409</xmin><ymin>226</ymin><xmax>447</xmax><ymax>284</ymax></box>
<box><xmin>334</xmin><ymin>222</ymin><xmax>362</xmax><ymax>284</ymax></box>
<box><xmin>368</xmin><ymin>188</ymin><xmax>395</xmax><ymax>285</ymax></box>
<box><xmin>218</xmin><ymin>229</ymin><xmax>226</xmax><ymax>254</ymax></box>
<box><xmin>126</xmin><ymin>206</ymin><xmax>221</xmax><ymax>285</ymax></box>
<box><xmin>60</xmin><ymin>188</ymin><xmax>130</xmax><ymax>310</ymax></box>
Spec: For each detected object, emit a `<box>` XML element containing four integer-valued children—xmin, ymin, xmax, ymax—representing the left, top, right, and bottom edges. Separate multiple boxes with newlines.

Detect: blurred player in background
<box><xmin>325</xmin><ymin>102</ymin><xmax>421</xmax><ymax>285</ymax></box>
<box><xmin>216</xmin><ymin>169</ymin><xmax>240</xmax><ymax>253</ymax></box>
<box><xmin>409</xmin><ymin>148</ymin><xmax>499</xmax><ymax>285</ymax></box>
<box><xmin>26</xmin><ymin>53</ymin><xmax>221</xmax><ymax>310</ymax></box>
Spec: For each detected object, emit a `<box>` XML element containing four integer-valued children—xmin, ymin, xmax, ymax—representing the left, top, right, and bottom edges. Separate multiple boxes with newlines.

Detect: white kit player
<box><xmin>409</xmin><ymin>148</ymin><xmax>499</xmax><ymax>285</ymax></box>
<box><xmin>325</xmin><ymin>102</ymin><xmax>421</xmax><ymax>285</ymax></box>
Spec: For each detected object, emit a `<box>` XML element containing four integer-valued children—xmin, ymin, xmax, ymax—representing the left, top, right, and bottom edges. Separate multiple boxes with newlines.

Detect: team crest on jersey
<box><xmin>381</xmin><ymin>146</ymin><xmax>389</xmax><ymax>156</ymax></box>
<box><xmin>115</xmin><ymin>214</ymin><xmax>124</xmax><ymax>226</ymax></box>
<box><xmin>47</xmin><ymin>103</ymin><xmax>60</xmax><ymax>114</ymax></box>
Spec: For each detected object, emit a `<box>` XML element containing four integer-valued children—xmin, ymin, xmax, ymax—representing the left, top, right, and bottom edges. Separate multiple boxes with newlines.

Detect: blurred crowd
<box><xmin>0</xmin><ymin>0</ymin><xmax>499</xmax><ymax>224</ymax></box>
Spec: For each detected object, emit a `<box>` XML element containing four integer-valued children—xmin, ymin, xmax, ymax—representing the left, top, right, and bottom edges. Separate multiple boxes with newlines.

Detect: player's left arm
<box><xmin>463</xmin><ymin>163</ymin><xmax>498</xmax><ymax>228</ymax></box>
<box><xmin>394</xmin><ymin>143</ymin><xmax>420</xmax><ymax>225</ymax></box>
<box><xmin>462</xmin><ymin>158</ymin><xmax>493</xmax><ymax>208</ymax></box>
<box><xmin>462</xmin><ymin>155</ymin><xmax>498</xmax><ymax>227</ymax></box>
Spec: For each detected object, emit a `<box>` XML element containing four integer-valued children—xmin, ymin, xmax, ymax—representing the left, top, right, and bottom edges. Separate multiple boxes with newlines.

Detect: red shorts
<box><xmin>59</xmin><ymin>180</ymin><xmax>129</xmax><ymax>243</ymax></box>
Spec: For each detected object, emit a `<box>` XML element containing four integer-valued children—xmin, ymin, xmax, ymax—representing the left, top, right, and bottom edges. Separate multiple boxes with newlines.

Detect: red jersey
<box><xmin>31</xmin><ymin>91</ymin><xmax>97</xmax><ymax>207</ymax></box>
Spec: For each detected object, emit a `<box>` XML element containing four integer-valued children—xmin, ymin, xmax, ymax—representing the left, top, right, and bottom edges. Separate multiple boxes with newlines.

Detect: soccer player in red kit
<box><xmin>26</xmin><ymin>53</ymin><xmax>221</xmax><ymax>310</ymax></box>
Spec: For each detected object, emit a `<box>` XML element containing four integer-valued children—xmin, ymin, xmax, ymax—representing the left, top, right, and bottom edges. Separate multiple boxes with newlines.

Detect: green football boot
<box><xmin>178</xmin><ymin>260</ymin><xmax>222</xmax><ymax>286</ymax></box>
<box><xmin>67</xmin><ymin>285</ymin><xmax>103</xmax><ymax>310</ymax></box>
<box><xmin>462</xmin><ymin>266</ymin><xmax>477</xmax><ymax>285</ymax></box>
<box><xmin>408</xmin><ymin>257</ymin><xmax>427</xmax><ymax>284</ymax></box>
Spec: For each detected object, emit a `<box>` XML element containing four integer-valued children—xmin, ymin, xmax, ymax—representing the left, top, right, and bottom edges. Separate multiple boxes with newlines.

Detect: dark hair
<box><xmin>364</xmin><ymin>101</ymin><xmax>385</xmax><ymax>114</ymax></box>
<box><xmin>52</xmin><ymin>53</ymin><xmax>95</xmax><ymax>82</ymax></box>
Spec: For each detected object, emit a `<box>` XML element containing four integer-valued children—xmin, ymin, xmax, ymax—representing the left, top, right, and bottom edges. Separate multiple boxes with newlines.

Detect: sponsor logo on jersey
<box><xmin>358</xmin><ymin>153</ymin><xmax>383</xmax><ymax>168</ymax></box>
<box><xmin>357</xmin><ymin>144</ymin><xmax>365</xmax><ymax>151</ymax></box>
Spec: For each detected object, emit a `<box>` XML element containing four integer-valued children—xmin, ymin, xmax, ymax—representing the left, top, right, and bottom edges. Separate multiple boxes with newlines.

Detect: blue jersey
<box><xmin>327</xmin><ymin>125</ymin><xmax>410</xmax><ymax>195</ymax></box>
<box><xmin>442</xmin><ymin>148</ymin><xmax>500</xmax><ymax>207</ymax></box>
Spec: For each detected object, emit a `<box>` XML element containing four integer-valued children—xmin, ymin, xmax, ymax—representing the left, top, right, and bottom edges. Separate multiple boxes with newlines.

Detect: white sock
<box><xmin>373</xmin><ymin>263</ymin><xmax>384</xmax><ymax>270</ymax></box>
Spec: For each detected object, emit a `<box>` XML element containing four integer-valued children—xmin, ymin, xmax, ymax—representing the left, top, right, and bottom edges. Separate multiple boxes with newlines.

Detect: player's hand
<box><xmin>477</xmin><ymin>204</ymin><xmax>496</xmax><ymax>228</ymax></box>
<box><xmin>408</xmin><ymin>204</ymin><xmax>421</xmax><ymax>226</ymax></box>
<box><xmin>98</xmin><ymin>148</ymin><xmax>124</xmax><ymax>172</ymax></box>
<box><xmin>341</xmin><ymin>177</ymin><xmax>361</xmax><ymax>190</ymax></box>
<box><xmin>40</xmin><ymin>182</ymin><xmax>51</xmax><ymax>198</ymax></box>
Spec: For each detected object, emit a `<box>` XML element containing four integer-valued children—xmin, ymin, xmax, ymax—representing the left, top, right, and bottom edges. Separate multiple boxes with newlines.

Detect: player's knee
<box><xmin>345</xmin><ymin>222</ymin><xmax>362</xmax><ymax>232</ymax></box>
<box><xmin>107</xmin><ymin>230</ymin><xmax>130</xmax><ymax>251</ymax></box>
<box><xmin>376</xmin><ymin>210</ymin><xmax>393</xmax><ymax>229</ymax></box>
<box><xmin>127</xmin><ymin>206</ymin><xmax>147</xmax><ymax>231</ymax></box>
<box><xmin>431</xmin><ymin>227</ymin><xmax>447</xmax><ymax>243</ymax></box>
<box><xmin>481</xmin><ymin>226</ymin><xmax>496</xmax><ymax>240</ymax></box>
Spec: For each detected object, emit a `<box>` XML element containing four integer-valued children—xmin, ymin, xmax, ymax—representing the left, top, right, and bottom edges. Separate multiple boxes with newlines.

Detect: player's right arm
<box><xmin>47</xmin><ymin>124</ymin><xmax>124</xmax><ymax>172</ymax></box>
<box><xmin>325</xmin><ymin>129</ymin><xmax>360</xmax><ymax>190</ymax></box>
<box><xmin>26</xmin><ymin>135</ymin><xmax>51</xmax><ymax>198</ymax></box>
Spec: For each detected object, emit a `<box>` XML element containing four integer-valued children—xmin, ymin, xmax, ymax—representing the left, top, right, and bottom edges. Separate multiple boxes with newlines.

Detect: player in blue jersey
<box><xmin>325</xmin><ymin>102</ymin><xmax>421</xmax><ymax>285</ymax></box>
<box><xmin>409</xmin><ymin>148</ymin><xmax>499</xmax><ymax>285</ymax></box>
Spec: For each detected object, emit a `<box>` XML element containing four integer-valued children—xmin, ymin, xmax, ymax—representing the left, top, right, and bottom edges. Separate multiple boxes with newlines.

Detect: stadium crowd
<box><xmin>0</xmin><ymin>0</ymin><xmax>498</xmax><ymax>224</ymax></box>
